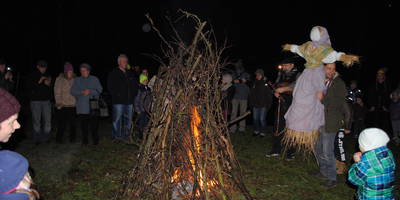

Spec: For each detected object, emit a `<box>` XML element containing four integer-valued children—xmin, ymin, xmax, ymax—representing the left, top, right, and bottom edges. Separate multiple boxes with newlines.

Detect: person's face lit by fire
<box><xmin>142</xmin><ymin>69</ymin><xmax>149</xmax><ymax>76</ymax></box>
<box><xmin>324</xmin><ymin>63</ymin><xmax>336</xmax><ymax>80</ymax></box>
<box><xmin>281</xmin><ymin>63</ymin><xmax>294</xmax><ymax>72</ymax></box>
<box><xmin>255</xmin><ymin>73</ymin><xmax>263</xmax><ymax>81</ymax></box>
<box><xmin>80</xmin><ymin>67</ymin><xmax>90</xmax><ymax>78</ymax></box>
<box><xmin>66</xmin><ymin>71</ymin><xmax>74</xmax><ymax>79</ymax></box>
<box><xmin>350</xmin><ymin>81</ymin><xmax>358</xmax><ymax>89</ymax></box>
<box><xmin>118</xmin><ymin>56</ymin><xmax>128</xmax><ymax>70</ymax></box>
<box><xmin>37</xmin><ymin>66</ymin><xmax>47</xmax><ymax>74</ymax></box>
<box><xmin>376</xmin><ymin>73</ymin><xmax>385</xmax><ymax>83</ymax></box>
<box><xmin>134</xmin><ymin>65</ymin><xmax>141</xmax><ymax>73</ymax></box>
<box><xmin>0</xmin><ymin>114</ymin><xmax>21</xmax><ymax>142</ymax></box>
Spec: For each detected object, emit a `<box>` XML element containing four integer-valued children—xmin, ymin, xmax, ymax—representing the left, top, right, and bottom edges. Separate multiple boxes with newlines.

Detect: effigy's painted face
<box><xmin>310</xmin><ymin>26</ymin><xmax>321</xmax><ymax>42</ymax></box>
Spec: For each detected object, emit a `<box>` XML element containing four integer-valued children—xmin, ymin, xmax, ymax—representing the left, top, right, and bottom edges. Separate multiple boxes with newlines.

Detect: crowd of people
<box><xmin>0</xmin><ymin>26</ymin><xmax>398</xmax><ymax>199</ymax></box>
<box><xmin>0</xmin><ymin>54</ymin><xmax>155</xmax><ymax>199</ymax></box>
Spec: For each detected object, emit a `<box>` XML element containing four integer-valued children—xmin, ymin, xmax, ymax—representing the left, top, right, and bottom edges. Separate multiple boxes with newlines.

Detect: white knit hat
<box><xmin>358</xmin><ymin>128</ymin><xmax>390</xmax><ymax>152</ymax></box>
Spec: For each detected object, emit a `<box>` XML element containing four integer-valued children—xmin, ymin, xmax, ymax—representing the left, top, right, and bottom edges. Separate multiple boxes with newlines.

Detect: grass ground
<box><xmin>11</xmin><ymin>119</ymin><xmax>400</xmax><ymax>200</ymax></box>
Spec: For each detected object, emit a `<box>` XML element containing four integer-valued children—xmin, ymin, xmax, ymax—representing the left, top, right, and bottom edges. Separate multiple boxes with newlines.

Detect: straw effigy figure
<box><xmin>282</xmin><ymin>26</ymin><xmax>359</xmax><ymax>152</ymax></box>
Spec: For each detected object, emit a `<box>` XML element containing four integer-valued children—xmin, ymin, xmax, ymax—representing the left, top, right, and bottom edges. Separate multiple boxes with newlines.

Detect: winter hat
<box><xmin>63</xmin><ymin>62</ymin><xmax>73</xmax><ymax>73</ymax></box>
<box><xmin>36</xmin><ymin>60</ymin><xmax>48</xmax><ymax>68</ymax></box>
<box><xmin>0</xmin><ymin>150</ymin><xmax>29</xmax><ymax>194</ymax></box>
<box><xmin>79</xmin><ymin>63</ymin><xmax>91</xmax><ymax>71</ymax></box>
<box><xmin>239</xmin><ymin>73</ymin><xmax>250</xmax><ymax>80</ymax></box>
<box><xmin>254</xmin><ymin>69</ymin><xmax>264</xmax><ymax>76</ymax></box>
<box><xmin>0</xmin><ymin>88</ymin><xmax>21</xmax><ymax>123</ymax></box>
<box><xmin>377</xmin><ymin>68</ymin><xmax>386</xmax><ymax>75</ymax></box>
<box><xmin>139</xmin><ymin>74</ymin><xmax>148</xmax><ymax>84</ymax></box>
<box><xmin>279</xmin><ymin>57</ymin><xmax>296</xmax><ymax>65</ymax></box>
<box><xmin>358</xmin><ymin>128</ymin><xmax>390</xmax><ymax>152</ymax></box>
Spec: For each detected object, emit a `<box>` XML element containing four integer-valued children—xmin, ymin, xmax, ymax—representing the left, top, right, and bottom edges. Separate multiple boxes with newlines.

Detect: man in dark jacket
<box><xmin>248</xmin><ymin>69</ymin><xmax>273</xmax><ymax>137</ymax></box>
<box><xmin>28</xmin><ymin>60</ymin><xmax>52</xmax><ymax>144</ymax></box>
<box><xmin>107</xmin><ymin>54</ymin><xmax>139</xmax><ymax>141</ymax></box>
<box><xmin>266</xmin><ymin>57</ymin><xmax>299</xmax><ymax>160</ymax></box>
<box><xmin>315</xmin><ymin>62</ymin><xmax>351</xmax><ymax>188</ymax></box>
<box><xmin>367</xmin><ymin>69</ymin><xmax>391</xmax><ymax>133</ymax></box>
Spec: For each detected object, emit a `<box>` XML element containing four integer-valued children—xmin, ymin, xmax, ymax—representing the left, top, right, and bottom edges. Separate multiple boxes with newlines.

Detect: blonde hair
<box><xmin>14</xmin><ymin>172</ymin><xmax>40</xmax><ymax>200</ymax></box>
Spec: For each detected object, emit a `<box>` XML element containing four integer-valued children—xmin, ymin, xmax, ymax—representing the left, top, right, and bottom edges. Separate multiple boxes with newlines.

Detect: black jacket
<box><xmin>249</xmin><ymin>79</ymin><xmax>273</xmax><ymax>109</ymax></box>
<box><xmin>368</xmin><ymin>81</ymin><xmax>391</xmax><ymax>110</ymax></box>
<box><xmin>28</xmin><ymin>70</ymin><xmax>52</xmax><ymax>101</ymax></box>
<box><xmin>107</xmin><ymin>68</ymin><xmax>138</xmax><ymax>105</ymax></box>
<box><xmin>134</xmin><ymin>84</ymin><xmax>152</xmax><ymax>113</ymax></box>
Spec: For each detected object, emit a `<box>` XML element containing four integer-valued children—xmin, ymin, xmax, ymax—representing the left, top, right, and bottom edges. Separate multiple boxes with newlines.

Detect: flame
<box><xmin>191</xmin><ymin>106</ymin><xmax>202</xmax><ymax>153</ymax></box>
<box><xmin>171</xmin><ymin>106</ymin><xmax>217</xmax><ymax>196</ymax></box>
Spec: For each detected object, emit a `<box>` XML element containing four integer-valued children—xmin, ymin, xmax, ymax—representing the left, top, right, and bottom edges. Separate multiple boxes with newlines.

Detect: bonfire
<box><xmin>115</xmin><ymin>11</ymin><xmax>252</xmax><ymax>200</ymax></box>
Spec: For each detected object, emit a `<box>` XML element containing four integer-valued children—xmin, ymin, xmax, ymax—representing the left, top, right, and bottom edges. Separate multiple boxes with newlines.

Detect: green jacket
<box><xmin>348</xmin><ymin>146</ymin><xmax>395</xmax><ymax>200</ymax></box>
<box><xmin>322</xmin><ymin>74</ymin><xmax>348</xmax><ymax>133</ymax></box>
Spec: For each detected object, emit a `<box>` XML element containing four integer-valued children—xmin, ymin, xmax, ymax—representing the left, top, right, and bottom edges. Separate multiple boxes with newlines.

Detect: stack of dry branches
<box><xmin>115</xmin><ymin>11</ymin><xmax>252</xmax><ymax>200</ymax></box>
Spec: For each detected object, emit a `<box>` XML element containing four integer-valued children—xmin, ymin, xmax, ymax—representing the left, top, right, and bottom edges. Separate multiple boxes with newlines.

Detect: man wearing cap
<box><xmin>107</xmin><ymin>54</ymin><xmax>139</xmax><ymax>142</ymax></box>
<box><xmin>0</xmin><ymin>88</ymin><xmax>21</xmax><ymax>143</ymax></box>
<box><xmin>248</xmin><ymin>69</ymin><xmax>273</xmax><ymax>137</ymax></box>
<box><xmin>266</xmin><ymin>57</ymin><xmax>299</xmax><ymax>160</ymax></box>
<box><xmin>27</xmin><ymin>60</ymin><xmax>52</xmax><ymax>144</ymax></box>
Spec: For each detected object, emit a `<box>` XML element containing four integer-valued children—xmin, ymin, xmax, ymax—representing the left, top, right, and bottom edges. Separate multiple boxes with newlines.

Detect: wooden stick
<box><xmin>228</xmin><ymin>111</ymin><xmax>251</xmax><ymax>125</ymax></box>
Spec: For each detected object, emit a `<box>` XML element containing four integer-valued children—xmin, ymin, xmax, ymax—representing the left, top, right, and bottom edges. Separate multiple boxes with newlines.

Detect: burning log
<box><xmin>115</xmin><ymin>11</ymin><xmax>252</xmax><ymax>200</ymax></box>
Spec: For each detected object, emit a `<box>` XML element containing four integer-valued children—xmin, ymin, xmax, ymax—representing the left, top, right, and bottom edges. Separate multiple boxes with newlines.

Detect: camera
<box><xmin>346</xmin><ymin>88</ymin><xmax>362</xmax><ymax>104</ymax></box>
<box><xmin>6</xmin><ymin>66</ymin><xmax>12</xmax><ymax>72</ymax></box>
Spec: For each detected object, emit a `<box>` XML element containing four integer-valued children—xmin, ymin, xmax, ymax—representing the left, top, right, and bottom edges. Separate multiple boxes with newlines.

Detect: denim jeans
<box><xmin>315</xmin><ymin>128</ymin><xmax>337</xmax><ymax>181</ymax></box>
<box><xmin>30</xmin><ymin>101</ymin><xmax>52</xmax><ymax>142</ymax></box>
<box><xmin>112</xmin><ymin>104</ymin><xmax>133</xmax><ymax>140</ymax></box>
<box><xmin>252</xmin><ymin>107</ymin><xmax>267</xmax><ymax>133</ymax></box>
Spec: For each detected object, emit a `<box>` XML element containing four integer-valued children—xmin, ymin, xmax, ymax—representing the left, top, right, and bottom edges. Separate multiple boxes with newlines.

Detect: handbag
<box><xmin>99</xmin><ymin>97</ymin><xmax>109</xmax><ymax>117</ymax></box>
<box><xmin>334</xmin><ymin>129</ymin><xmax>346</xmax><ymax>162</ymax></box>
<box><xmin>89</xmin><ymin>97</ymin><xmax>100</xmax><ymax>117</ymax></box>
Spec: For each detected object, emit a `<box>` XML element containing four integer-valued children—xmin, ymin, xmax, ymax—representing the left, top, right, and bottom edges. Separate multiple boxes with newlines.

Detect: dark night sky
<box><xmin>0</xmin><ymin>0</ymin><xmax>397</xmax><ymax>91</ymax></box>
